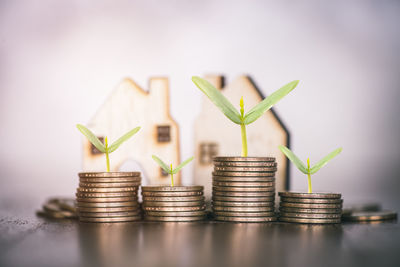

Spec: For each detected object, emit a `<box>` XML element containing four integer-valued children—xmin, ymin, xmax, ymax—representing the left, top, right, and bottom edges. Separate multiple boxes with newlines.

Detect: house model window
<box><xmin>157</xmin><ymin>125</ymin><xmax>171</xmax><ymax>142</ymax></box>
<box><xmin>199</xmin><ymin>142</ymin><xmax>218</xmax><ymax>164</ymax></box>
<box><xmin>91</xmin><ymin>137</ymin><xmax>104</xmax><ymax>155</ymax></box>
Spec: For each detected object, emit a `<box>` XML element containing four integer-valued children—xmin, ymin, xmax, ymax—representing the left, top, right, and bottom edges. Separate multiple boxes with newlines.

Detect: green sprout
<box><xmin>152</xmin><ymin>155</ymin><xmax>194</xmax><ymax>187</ymax></box>
<box><xmin>76</xmin><ymin>124</ymin><xmax>141</xmax><ymax>172</ymax></box>
<box><xmin>278</xmin><ymin>145</ymin><xmax>342</xmax><ymax>193</ymax></box>
<box><xmin>192</xmin><ymin>76</ymin><xmax>299</xmax><ymax>157</ymax></box>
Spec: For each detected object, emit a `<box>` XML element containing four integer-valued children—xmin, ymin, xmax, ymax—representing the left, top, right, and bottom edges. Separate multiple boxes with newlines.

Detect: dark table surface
<box><xmin>1</xmin><ymin>197</ymin><xmax>399</xmax><ymax>267</ymax></box>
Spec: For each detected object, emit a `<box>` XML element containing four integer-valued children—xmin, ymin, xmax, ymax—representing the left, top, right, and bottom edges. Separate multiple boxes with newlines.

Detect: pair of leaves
<box><xmin>152</xmin><ymin>155</ymin><xmax>194</xmax><ymax>175</ymax></box>
<box><xmin>279</xmin><ymin>145</ymin><xmax>342</xmax><ymax>175</ymax></box>
<box><xmin>192</xmin><ymin>76</ymin><xmax>299</xmax><ymax>125</ymax></box>
<box><xmin>76</xmin><ymin>124</ymin><xmax>141</xmax><ymax>153</ymax></box>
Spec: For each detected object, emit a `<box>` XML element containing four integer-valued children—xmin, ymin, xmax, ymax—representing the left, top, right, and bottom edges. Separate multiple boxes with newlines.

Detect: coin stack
<box><xmin>76</xmin><ymin>172</ymin><xmax>142</xmax><ymax>223</ymax></box>
<box><xmin>141</xmin><ymin>186</ymin><xmax>207</xmax><ymax>222</ymax></box>
<box><xmin>278</xmin><ymin>192</ymin><xmax>343</xmax><ymax>224</ymax></box>
<box><xmin>212</xmin><ymin>157</ymin><xmax>278</xmax><ymax>222</ymax></box>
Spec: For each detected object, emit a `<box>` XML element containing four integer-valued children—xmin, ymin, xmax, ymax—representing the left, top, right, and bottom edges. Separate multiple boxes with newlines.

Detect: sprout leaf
<box><xmin>278</xmin><ymin>145</ymin><xmax>308</xmax><ymax>174</ymax></box>
<box><xmin>310</xmin><ymin>147</ymin><xmax>342</xmax><ymax>174</ymax></box>
<box><xmin>76</xmin><ymin>124</ymin><xmax>106</xmax><ymax>153</ymax></box>
<box><xmin>108</xmin><ymin>127</ymin><xmax>141</xmax><ymax>153</ymax></box>
<box><xmin>172</xmin><ymin>156</ymin><xmax>194</xmax><ymax>174</ymax></box>
<box><xmin>152</xmin><ymin>155</ymin><xmax>171</xmax><ymax>174</ymax></box>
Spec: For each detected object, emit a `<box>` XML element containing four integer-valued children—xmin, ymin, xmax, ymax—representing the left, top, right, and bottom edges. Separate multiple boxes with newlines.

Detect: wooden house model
<box><xmin>82</xmin><ymin>77</ymin><xmax>180</xmax><ymax>185</ymax></box>
<box><xmin>193</xmin><ymin>75</ymin><xmax>290</xmax><ymax>199</ymax></box>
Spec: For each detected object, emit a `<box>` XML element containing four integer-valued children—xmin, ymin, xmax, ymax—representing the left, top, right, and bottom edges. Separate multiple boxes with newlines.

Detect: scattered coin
<box><xmin>78</xmin><ymin>211</ymin><xmax>141</xmax><ymax>217</ymax></box>
<box><xmin>212</xmin><ymin>206</ymin><xmax>275</xmax><ymax>212</ymax></box>
<box><xmin>212</xmin><ymin>196</ymin><xmax>274</xmax><ymax>202</ymax></box>
<box><xmin>77</xmin><ymin>187</ymin><xmax>137</xmax><ymax>193</ymax></box>
<box><xmin>76</xmin><ymin>196</ymin><xmax>138</xmax><ymax>203</ymax></box>
<box><xmin>145</xmin><ymin>210</ymin><xmax>207</xmax><ymax>217</ymax></box>
<box><xmin>212</xmin><ymin>176</ymin><xmax>275</xmax><ymax>182</ymax></box>
<box><xmin>142</xmin><ymin>201</ymin><xmax>204</xmax><ymax>207</ymax></box>
<box><xmin>142</xmin><ymin>191</ymin><xmax>203</xmax><ymax>197</ymax></box>
<box><xmin>279</xmin><ymin>216</ymin><xmax>341</xmax><ymax>224</ymax></box>
<box><xmin>213</xmin><ymin>171</ymin><xmax>275</xmax><ymax>177</ymax></box>
<box><xmin>213</xmin><ymin>157</ymin><xmax>275</xmax><ymax>162</ymax></box>
<box><xmin>77</xmin><ymin>201</ymin><xmax>139</xmax><ymax>208</ymax></box>
<box><xmin>142</xmin><ymin>196</ymin><xmax>205</xmax><ymax>202</ymax></box>
<box><xmin>213</xmin><ymin>186</ymin><xmax>275</xmax><ymax>192</ymax></box>
<box><xmin>144</xmin><ymin>216</ymin><xmax>206</xmax><ymax>222</ymax></box>
<box><xmin>142</xmin><ymin>205</ymin><xmax>206</xmax><ymax>212</ymax></box>
<box><xmin>278</xmin><ymin>192</ymin><xmax>341</xmax><ymax>199</ymax></box>
<box><xmin>213</xmin><ymin>211</ymin><xmax>275</xmax><ymax>217</ymax></box>
<box><xmin>141</xmin><ymin>186</ymin><xmax>203</xmax><ymax>192</ymax></box>
<box><xmin>280</xmin><ymin>197</ymin><xmax>343</xmax><ymax>204</ymax></box>
<box><xmin>76</xmin><ymin>192</ymin><xmax>137</xmax><ymax>198</ymax></box>
<box><xmin>279</xmin><ymin>212</ymin><xmax>342</xmax><ymax>219</ymax></box>
<box><xmin>213</xmin><ymin>191</ymin><xmax>275</xmax><ymax>197</ymax></box>
<box><xmin>79</xmin><ymin>215</ymin><xmax>142</xmax><ymax>222</ymax></box>
<box><xmin>213</xmin><ymin>181</ymin><xmax>275</xmax><ymax>187</ymax></box>
<box><xmin>36</xmin><ymin>210</ymin><xmax>77</xmax><ymax>219</ymax></box>
<box><xmin>279</xmin><ymin>207</ymin><xmax>342</xmax><ymax>214</ymax></box>
<box><xmin>214</xmin><ymin>161</ymin><xmax>277</xmax><ymax>167</ymax></box>
<box><xmin>212</xmin><ymin>201</ymin><xmax>275</xmax><ymax>207</ymax></box>
<box><xmin>214</xmin><ymin>216</ymin><xmax>277</xmax><ymax>222</ymax></box>
<box><xmin>279</xmin><ymin>202</ymin><xmax>342</xmax><ymax>209</ymax></box>
<box><xmin>341</xmin><ymin>210</ymin><xmax>397</xmax><ymax>222</ymax></box>
<box><xmin>78</xmin><ymin>172</ymin><xmax>140</xmax><ymax>178</ymax></box>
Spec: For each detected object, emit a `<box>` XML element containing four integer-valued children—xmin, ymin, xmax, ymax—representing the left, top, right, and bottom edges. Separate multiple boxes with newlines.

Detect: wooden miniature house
<box><xmin>82</xmin><ymin>78</ymin><xmax>180</xmax><ymax>185</ymax></box>
<box><xmin>194</xmin><ymin>75</ymin><xmax>290</xmax><ymax>199</ymax></box>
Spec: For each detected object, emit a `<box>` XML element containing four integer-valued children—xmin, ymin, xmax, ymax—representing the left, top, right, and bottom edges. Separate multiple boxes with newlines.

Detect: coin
<box><xmin>144</xmin><ymin>216</ymin><xmax>206</xmax><ymax>222</ymax></box>
<box><xmin>141</xmin><ymin>186</ymin><xmax>203</xmax><ymax>192</ymax></box>
<box><xmin>212</xmin><ymin>196</ymin><xmax>274</xmax><ymax>202</ymax></box>
<box><xmin>213</xmin><ymin>206</ymin><xmax>275</xmax><ymax>212</ymax></box>
<box><xmin>77</xmin><ymin>206</ymin><xmax>140</xmax><ymax>213</ymax></box>
<box><xmin>341</xmin><ymin>211</ymin><xmax>397</xmax><ymax>222</ymax></box>
<box><xmin>78</xmin><ymin>211</ymin><xmax>141</xmax><ymax>217</ymax></box>
<box><xmin>214</xmin><ymin>161</ymin><xmax>277</xmax><ymax>167</ymax></box>
<box><xmin>79</xmin><ymin>177</ymin><xmax>141</xmax><ymax>183</ymax></box>
<box><xmin>77</xmin><ymin>201</ymin><xmax>139</xmax><ymax>208</ymax></box>
<box><xmin>36</xmin><ymin>210</ymin><xmax>77</xmax><ymax>219</ymax></box>
<box><xmin>78</xmin><ymin>172</ymin><xmax>140</xmax><ymax>178</ymax></box>
<box><xmin>76</xmin><ymin>192</ymin><xmax>137</xmax><ymax>198</ymax></box>
<box><xmin>143</xmin><ymin>205</ymin><xmax>206</xmax><ymax>212</ymax></box>
<box><xmin>79</xmin><ymin>182</ymin><xmax>141</xmax><ymax>188</ymax></box>
<box><xmin>76</xmin><ymin>196</ymin><xmax>138</xmax><ymax>203</ymax></box>
<box><xmin>142</xmin><ymin>196</ymin><xmax>205</xmax><ymax>202</ymax></box>
<box><xmin>213</xmin><ymin>211</ymin><xmax>276</xmax><ymax>217</ymax></box>
<box><xmin>143</xmin><ymin>201</ymin><xmax>204</xmax><ymax>207</ymax></box>
<box><xmin>213</xmin><ymin>181</ymin><xmax>275</xmax><ymax>187</ymax></box>
<box><xmin>213</xmin><ymin>191</ymin><xmax>275</xmax><ymax>197</ymax></box>
<box><xmin>214</xmin><ymin>166</ymin><xmax>277</xmax><ymax>172</ymax></box>
<box><xmin>144</xmin><ymin>210</ymin><xmax>207</xmax><ymax>217</ymax></box>
<box><xmin>212</xmin><ymin>201</ymin><xmax>275</xmax><ymax>207</ymax></box>
<box><xmin>141</xmin><ymin>191</ymin><xmax>203</xmax><ymax>197</ymax></box>
<box><xmin>213</xmin><ymin>157</ymin><xmax>275</xmax><ymax>162</ymax></box>
<box><xmin>279</xmin><ymin>216</ymin><xmax>341</xmax><ymax>224</ymax></box>
<box><xmin>213</xmin><ymin>186</ymin><xmax>275</xmax><ymax>192</ymax></box>
<box><xmin>280</xmin><ymin>197</ymin><xmax>343</xmax><ymax>204</ymax></box>
<box><xmin>278</xmin><ymin>192</ymin><xmax>341</xmax><ymax>199</ymax></box>
<box><xmin>213</xmin><ymin>171</ymin><xmax>275</xmax><ymax>177</ymax></box>
<box><xmin>279</xmin><ymin>207</ymin><xmax>342</xmax><ymax>214</ymax></box>
<box><xmin>213</xmin><ymin>176</ymin><xmax>275</xmax><ymax>182</ymax></box>
<box><xmin>214</xmin><ymin>216</ymin><xmax>276</xmax><ymax>222</ymax></box>
<box><xmin>279</xmin><ymin>212</ymin><xmax>342</xmax><ymax>219</ymax></box>
<box><xmin>77</xmin><ymin>187</ymin><xmax>138</xmax><ymax>193</ymax></box>
<box><xmin>279</xmin><ymin>202</ymin><xmax>342</xmax><ymax>209</ymax></box>
<box><xmin>79</xmin><ymin>215</ymin><xmax>142</xmax><ymax>222</ymax></box>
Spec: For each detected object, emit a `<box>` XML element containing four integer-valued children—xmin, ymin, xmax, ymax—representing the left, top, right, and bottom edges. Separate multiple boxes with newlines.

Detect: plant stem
<box><xmin>170</xmin><ymin>164</ymin><xmax>174</xmax><ymax>187</ymax></box>
<box><xmin>307</xmin><ymin>173</ymin><xmax>312</xmax><ymax>193</ymax></box>
<box><xmin>241</xmin><ymin>124</ymin><xmax>248</xmax><ymax>157</ymax></box>
<box><xmin>105</xmin><ymin>137</ymin><xmax>110</xmax><ymax>172</ymax></box>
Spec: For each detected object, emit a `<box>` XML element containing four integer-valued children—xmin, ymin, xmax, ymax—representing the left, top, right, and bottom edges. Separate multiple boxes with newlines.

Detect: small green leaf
<box><xmin>172</xmin><ymin>156</ymin><xmax>194</xmax><ymax>174</ymax></box>
<box><xmin>192</xmin><ymin>76</ymin><xmax>242</xmax><ymax>124</ymax></box>
<box><xmin>278</xmin><ymin>145</ymin><xmax>308</xmax><ymax>174</ymax></box>
<box><xmin>76</xmin><ymin>124</ymin><xmax>106</xmax><ymax>153</ymax></box>
<box><xmin>152</xmin><ymin>155</ymin><xmax>171</xmax><ymax>174</ymax></box>
<box><xmin>108</xmin><ymin>127</ymin><xmax>141</xmax><ymax>153</ymax></box>
<box><xmin>310</xmin><ymin>147</ymin><xmax>342</xmax><ymax>174</ymax></box>
<box><xmin>244</xmin><ymin>80</ymin><xmax>299</xmax><ymax>124</ymax></box>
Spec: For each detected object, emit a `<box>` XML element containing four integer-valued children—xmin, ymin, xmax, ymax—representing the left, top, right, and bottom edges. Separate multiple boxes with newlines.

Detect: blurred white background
<box><xmin>0</xmin><ymin>0</ymin><xmax>399</xmax><ymax>209</ymax></box>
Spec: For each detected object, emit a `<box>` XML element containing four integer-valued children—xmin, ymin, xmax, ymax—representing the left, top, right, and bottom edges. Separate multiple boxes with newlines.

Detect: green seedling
<box><xmin>152</xmin><ymin>155</ymin><xmax>194</xmax><ymax>187</ymax></box>
<box><xmin>192</xmin><ymin>76</ymin><xmax>299</xmax><ymax>157</ymax></box>
<box><xmin>76</xmin><ymin>124</ymin><xmax>141</xmax><ymax>172</ymax></box>
<box><xmin>278</xmin><ymin>145</ymin><xmax>342</xmax><ymax>193</ymax></box>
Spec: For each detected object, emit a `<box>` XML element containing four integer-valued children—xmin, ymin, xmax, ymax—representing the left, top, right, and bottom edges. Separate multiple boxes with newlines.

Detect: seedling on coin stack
<box><xmin>141</xmin><ymin>155</ymin><xmax>207</xmax><ymax>222</ymax></box>
<box><xmin>192</xmin><ymin>76</ymin><xmax>299</xmax><ymax>223</ymax></box>
<box><xmin>277</xmin><ymin>145</ymin><xmax>344</xmax><ymax>224</ymax></box>
<box><xmin>75</xmin><ymin>124</ymin><xmax>143</xmax><ymax>223</ymax></box>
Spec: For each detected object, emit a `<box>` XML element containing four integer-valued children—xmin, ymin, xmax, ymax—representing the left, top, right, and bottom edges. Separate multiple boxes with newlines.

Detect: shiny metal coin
<box><xmin>279</xmin><ymin>212</ymin><xmax>342</xmax><ymax>219</ymax></box>
<box><xmin>36</xmin><ymin>210</ymin><xmax>77</xmax><ymax>219</ymax></box>
<box><xmin>76</xmin><ymin>196</ymin><xmax>138</xmax><ymax>203</ymax></box>
<box><xmin>142</xmin><ymin>196</ymin><xmax>205</xmax><ymax>202</ymax></box>
<box><xmin>280</xmin><ymin>197</ymin><xmax>343</xmax><ymax>204</ymax></box>
<box><xmin>341</xmin><ymin>210</ymin><xmax>397</xmax><ymax>222</ymax></box>
<box><xmin>279</xmin><ymin>202</ymin><xmax>342</xmax><ymax>209</ymax></box>
<box><xmin>77</xmin><ymin>201</ymin><xmax>139</xmax><ymax>208</ymax></box>
<box><xmin>78</xmin><ymin>172</ymin><xmax>140</xmax><ymax>178</ymax></box>
<box><xmin>144</xmin><ymin>210</ymin><xmax>207</xmax><ymax>217</ymax></box>
<box><xmin>213</xmin><ymin>186</ymin><xmax>275</xmax><ymax>192</ymax></box>
<box><xmin>279</xmin><ymin>207</ymin><xmax>342</xmax><ymax>214</ymax></box>
<box><xmin>143</xmin><ymin>205</ymin><xmax>206</xmax><ymax>212</ymax></box>
<box><xmin>47</xmin><ymin>197</ymin><xmax>76</xmax><ymax>212</ymax></box>
<box><xmin>141</xmin><ymin>186</ymin><xmax>203</xmax><ymax>192</ymax></box>
<box><xmin>143</xmin><ymin>201</ymin><xmax>204</xmax><ymax>207</ymax></box>
<box><xmin>279</xmin><ymin>216</ymin><xmax>341</xmax><ymax>224</ymax></box>
<box><xmin>77</xmin><ymin>187</ymin><xmax>138</xmax><ymax>193</ymax></box>
<box><xmin>213</xmin><ymin>176</ymin><xmax>275</xmax><ymax>182</ymax></box>
<box><xmin>214</xmin><ymin>166</ymin><xmax>277</xmax><ymax>172</ymax></box>
<box><xmin>79</xmin><ymin>178</ymin><xmax>141</xmax><ymax>183</ymax></box>
<box><xmin>213</xmin><ymin>191</ymin><xmax>275</xmax><ymax>197</ymax></box>
<box><xmin>79</xmin><ymin>182</ymin><xmax>140</xmax><ymax>188</ymax></box>
<box><xmin>213</xmin><ymin>171</ymin><xmax>275</xmax><ymax>177</ymax></box>
<box><xmin>278</xmin><ymin>192</ymin><xmax>341</xmax><ymax>199</ymax></box>
<box><xmin>212</xmin><ymin>206</ymin><xmax>275</xmax><ymax>212</ymax></box>
<box><xmin>78</xmin><ymin>210</ymin><xmax>141</xmax><ymax>217</ymax></box>
<box><xmin>213</xmin><ymin>211</ymin><xmax>276</xmax><ymax>217</ymax></box>
<box><xmin>144</xmin><ymin>215</ymin><xmax>206</xmax><ymax>222</ymax></box>
<box><xmin>79</xmin><ymin>215</ymin><xmax>142</xmax><ymax>222</ymax></box>
<box><xmin>212</xmin><ymin>196</ymin><xmax>274</xmax><ymax>202</ymax></box>
<box><xmin>214</xmin><ymin>216</ymin><xmax>277</xmax><ymax>222</ymax></box>
<box><xmin>76</xmin><ymin>192</ymin><xmax>137</xmax><ymax>198</ymax></box>
<box><xmin>77</xmin><ymin>206</ymin><xmax>140</xmax><ymax>213</ymax></box>
<box><xmin>212</xmin><ymin>201</ymin><xmax>274</xmax><ymax>207</ymax></box>
<box><xmin>213</xmin><ymin>157</ymin><xmax>275</xmax><ymax>162</ymax></box>
<box><xmin>214</xmin><ymin>161</ymin><xmax>277</xmax><ymax>167</ymax></box>
<box><xmin>142</xmin><ymin>191</ymin><xmax>203</xmax><ymax>197</ymax></box>
<box><xmin>213</xmin><ymin>181</ymin><xmax>275</xmax><ymax>187</ymax></box>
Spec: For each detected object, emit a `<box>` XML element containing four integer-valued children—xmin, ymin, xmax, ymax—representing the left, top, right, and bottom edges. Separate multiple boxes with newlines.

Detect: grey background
<box><xmin>0</xmin><ymin>0</ymin><xmax>399</xmax><ymax>210</ymax></box>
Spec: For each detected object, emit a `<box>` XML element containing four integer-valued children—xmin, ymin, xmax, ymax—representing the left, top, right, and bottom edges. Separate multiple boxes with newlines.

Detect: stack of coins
<box><xmin>278</xmin><ymin>192</ymin><xmax>343</xmax><ymax>224</ymax></box>
<box><xmin>36</xmin><ymin>197</ymin><xmax>77</xmax><ymax>220</ymax></box>
<box><xmin>76</xmin><ymin>172</ymin><xmax>142</xmax><ymax>223</ymax></box>
<box><xmin>212</xmin><ymin>157</ymin><xmax>278</xmax><ymax>222</ymax></box>
<box><xmin>141</xmin><ymin>186</ymin><xmax>206</xmax><ymax>222</ymax></box>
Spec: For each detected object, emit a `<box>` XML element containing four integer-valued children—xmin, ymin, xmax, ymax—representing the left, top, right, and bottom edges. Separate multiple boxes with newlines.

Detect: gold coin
<box><xmin>78</xmin><ymin>211</ymin><xmax>141</xmax><ymax>217</ymax></box>
<box><xmin>279</xmin><ymin>216</ymin><xmax>341</xmax><ymax>224</ymax></box>
<box><xmin>214</xmin><ymin>216</ymin><xmax>276</xmax><ymax>222</ymax></box>
<box><xmin>212</xmin><ymin>196</ymin><xmax>274</xmax><ymax>202</ymax></box>
<box><xmin>278</xmin><ymin>192</ymin><xmax>341</xmax><ymax>199</ymax></box>
<box><xmin>279</xmin><ymin>212</ymin><xmax>342</xmax><ymax>219</ymax></box>
<box><xmin>341</xmin><ymin>211</ymin><xmax>397</xmax><ymax>222</ymax></box>
<box><xmin>79</xmin><ymin>178</ymin><xmax>141</xmax><ymax>183</ymax></box>
<box><xmin>213</xmin><ymin>171</ymin><xmax>275</xmax><ymax>177</ymax></box>
<box><xmin>76</xmin><ymin>196</ymin><xmax>138</xmax><ymax>203</ymax></box>
<box><xmin>213</xmin><ymin>211</ymin><xmax>276</xmax><ymax>217</ymax></box>
<box><xmin>77</xmin><ymin>187</ymin><xmax>138</xmax><ymax>193</ymax></box>
<box><xmin>76</xmin><ymin>192</ymin><xmax>137</xmax><ymax>198</ymax></box>
<box><xmin>77</xmin><ymin>201</ymin><xmax>139</xmax><ymax>208</ymax></box>
<box><xmin>79</xmin><ymin>182</ymin><xmax>140</xmax><ymax>188</ymax></box>
<box><xmin>77</xmin><ymin>206</ymin><xmax>140</xmax><ymax>213</ymax></box>
<box><xmin>142</xmin><ymin>205</ymin><xmax>206</xmax><ymax>212</ymax></box>
<box><xmin>213</xmin><ymin>186</ymin><xmax>275</xmax><ymax>192</ymax></box>
<box><xmin>280</xmin><ymin>197</ymin><xmax>343</xmax><ymax>204</ymax></box>
<box><xmin>143</xmin><ymin>201</ymin><xmax>204</xmax><ymax>207</ymax></box>
<box><xmin>214</xmin><ymin>166</ymin><xmax>277</xmax><ymax>172</ymax></box>
<box><xmin>213</xmin><ymin>176</ymin><xmax>275</xmax><ymax>182</ymax></box>
<box><xmin>36</xmin><ymin>210</ymin><xmax>77</xmax><ymax>219</ymax></box>
<box><xmin>141</xmin><ymin>191</ymin><xmax>203</xmax><ymax>197</ymax></box>
<box><xmin>79</xmin><ymin>215</ymin><xmax>142</xmax><ymax>222</ymax></box>
<box><xmin>144</xmin><ymin>210</ymin><xmax>207</xmax><ymax>217</ymax></box>
<box><xmin>213</xmin><ymin>206</ymin><xmax>275</xmax><ymax>212</ymax></box>
<box><xmin>142</xmin><ymin>196</ymin><xmax>205</xmax><ymax>202</ymax></box>
<box><xmin>213</xmin><ymin>181</ymin><xmax>275</xmax><ymax>187</ymax></box>
<box><xmin>279</xmin><ymin>207</ymin><xmax>342</xmax><ymax>214</ymax></box>
<box><xmin>214</xmin><ymin>161</ymin><xmax>277</xmax><ymax>167</ymax></box>
<box><xmin>279</xmin><ymin>202</ymin><xmax>342</xmax><ymax>209</ymax></box>
<box><xmin>213</xmin><ymin>191</ymin><xmax>275</xmax><ymax>197</ymax></box>
<box><xmin>141</xmin><ymin>186</ymin><xmax>203</xmax><ymax>192</ymax></box>
<box><xmin>213</xmin><ymin>157</ymin><xmax>275</xmax><ymax>162</ymax></box>
<box><xmin>144</xmin><ymin>215</ymin><xmax>206</xmax><ymax>222</ymax></box>
<box><xmin>78</xmin><ymin>172</ymin><xmax>140</xmax><ymax>178</ymax></box>
<box><xmin>212</xmin><ymin>201</ymin><xmax>274</xmax><ymax>207</ymax></box>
